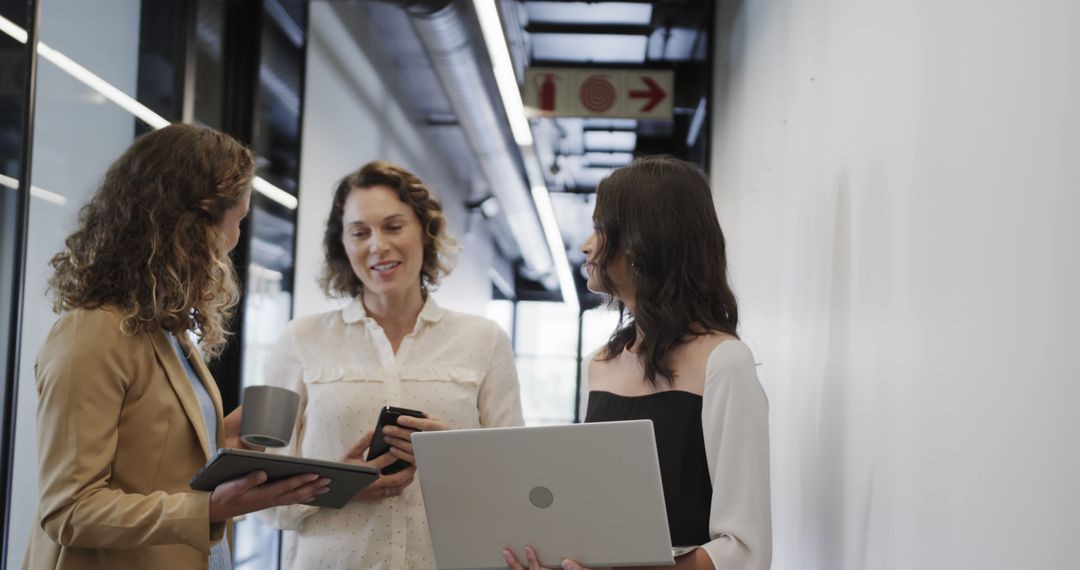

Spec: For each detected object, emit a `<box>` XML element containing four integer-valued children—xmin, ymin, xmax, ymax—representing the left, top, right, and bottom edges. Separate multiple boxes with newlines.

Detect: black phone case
<box><xmin>367</xmin><ymin>406</ymin><xmax>425</xmax><ymax>474</ymax></box>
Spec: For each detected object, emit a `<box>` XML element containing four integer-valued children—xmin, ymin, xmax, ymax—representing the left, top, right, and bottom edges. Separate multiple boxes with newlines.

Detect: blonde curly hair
<box><xmin>48</xmin><ymin>123</ymin><xmax>255</xmax><ymax>358</ymax></box>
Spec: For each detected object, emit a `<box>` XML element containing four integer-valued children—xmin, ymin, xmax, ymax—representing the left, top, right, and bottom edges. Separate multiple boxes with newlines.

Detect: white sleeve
<box><xmin>255</xmin><ymin>324</ymin><xmax>319</xmax><ymax>530</ymax></box>
<box><xmin>699</xmin><ymin>341</ymin><xmax>772</xmax><ymax>569</ymax></box>
<box><xmin>477</xmin><ymin>324</ymin><xmax>525</xmax><ymax>428</ymax></box>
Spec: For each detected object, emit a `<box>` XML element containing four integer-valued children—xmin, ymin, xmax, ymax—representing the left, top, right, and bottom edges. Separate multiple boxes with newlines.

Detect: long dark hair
<box><xmin>592</xmin><ymin>156</ymin><xmax>739</xmax><ymax>384</ymax></box>
<box><xmin>48</xmin><ymin>124</ymin><xmax>254</xmax><ymax>357</ymax></box>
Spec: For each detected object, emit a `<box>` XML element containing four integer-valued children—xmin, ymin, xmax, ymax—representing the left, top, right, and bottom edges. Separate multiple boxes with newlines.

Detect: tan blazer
<box><xmin>22</xmin><ymin>308</ymin><xmax>228</xmax><ymax>570</ymax></box>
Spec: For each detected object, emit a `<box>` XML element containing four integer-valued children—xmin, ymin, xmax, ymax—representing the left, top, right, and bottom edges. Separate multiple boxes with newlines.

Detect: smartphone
<box><xmin>366</xmin><ymin>406</ymin><xmax>426</xmax><ymax>474</ymax></box>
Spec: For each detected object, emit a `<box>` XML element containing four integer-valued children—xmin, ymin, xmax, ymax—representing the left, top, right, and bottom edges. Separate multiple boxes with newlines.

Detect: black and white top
<box><xmin>583</xmin><ymin>340</ymin><xmax>772</xmax><ymax>569</ymax></box>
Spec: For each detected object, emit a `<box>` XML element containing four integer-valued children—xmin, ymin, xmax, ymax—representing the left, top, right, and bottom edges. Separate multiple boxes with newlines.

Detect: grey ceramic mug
<box><xmin>240</xmin><ymin>385</ymin><xmax>300</xmax><ymax>448</ymax></box>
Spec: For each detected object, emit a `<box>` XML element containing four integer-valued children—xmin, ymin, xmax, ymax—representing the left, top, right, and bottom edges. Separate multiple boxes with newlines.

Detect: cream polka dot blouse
<box><xmin>258</xmin><ymin>295</ymin><xmax>524</xmax><ymax>569</ymax></box>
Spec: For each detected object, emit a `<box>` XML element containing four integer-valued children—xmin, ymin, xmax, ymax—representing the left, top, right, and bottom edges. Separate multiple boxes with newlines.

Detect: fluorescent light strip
<box><xmin>36</xmin><ymin>42</ymin><xmax>170</xmax><ymax>129</ymax></box>
<box><xmin>252</xmin><ymin>176</ymin><xmax>298</xmax><ymax>210</ymax></box>
<box><xmin>472</xmin><ymin>1</ymin><xmax>578</xmax><ymax>308</ymax></box>
<box><xmin>685</xmin><ymin>96</ymin><xmax>707</xmax><ymax>147</ymax></box>
<box><xmin>522</xmin><ymin>148</ymin><xmax>578</xmax><ymax>308</ymax></box>
<box><xmin>0</xmin><ymin>14</ymin><xmax>296</xmax><ymax>211</ymax></box>
<box><xmin>531</xmin><ymin>184</ymin><xmax>579</xmax><ymax>308</ymax></box>
<box><xmin>0</xmin><ymin>12</ymin><xmax>27</xmax><ymax>42</ymax></box>
<box><xmin>1</xmin><ymin>172</ymin><xmax>68</xmax><ymax>206</ymax></box>
<box><xmin>473</xmin><ymin>0</ymin><xmax>533</xmax><ymax>146</ymax></box>
<box><xmin>487</xmin><ymin>267</ymin><xmax>515</xmax><ymax>299</ymax></box>
<box><xmin>248</xmin><ymin>262</ymin><xmax>284</xmax><ymax>282</ymax></box>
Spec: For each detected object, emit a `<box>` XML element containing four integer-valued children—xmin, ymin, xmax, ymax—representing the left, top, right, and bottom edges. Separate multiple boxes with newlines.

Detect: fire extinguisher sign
<box><xmin>523</xmin><ymin>68</ymin><xmax>674</xmax><ymax>119</ymax></box>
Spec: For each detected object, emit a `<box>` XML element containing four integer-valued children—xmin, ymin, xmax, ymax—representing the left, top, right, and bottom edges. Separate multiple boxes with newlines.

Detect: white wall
<box><xmin>710</xmin><ymin>1</ymin><xmax>1080</xmax><ymax>568</ymax></box>
<box><xmin>295</xmin><ymin>2</ymin><xmax>494</xmax><ymax>319</ymax></box>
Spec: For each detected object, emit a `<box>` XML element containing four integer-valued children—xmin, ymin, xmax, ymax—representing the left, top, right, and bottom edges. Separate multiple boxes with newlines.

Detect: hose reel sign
<box><xmin>524</xmin><ymin>68</ymin><xmax>674</xmax><ymax>119</ymax></box>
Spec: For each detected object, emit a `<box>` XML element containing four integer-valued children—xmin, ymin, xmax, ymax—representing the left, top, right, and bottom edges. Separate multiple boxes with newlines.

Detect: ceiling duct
<box><xmin>384</xmin><ymin>0</ymin><xmax>554</xmax><ymax>281</ymax></box>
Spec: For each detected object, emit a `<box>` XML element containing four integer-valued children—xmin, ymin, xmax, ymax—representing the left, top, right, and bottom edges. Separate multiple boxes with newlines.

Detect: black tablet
<box><xmin>189</xmin><ymin>448</ymin><xmax>380</xmax><ymax>509</ymax></box>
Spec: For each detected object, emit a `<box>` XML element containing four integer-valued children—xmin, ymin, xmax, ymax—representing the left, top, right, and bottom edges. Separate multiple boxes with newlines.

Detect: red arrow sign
<box><xmin>629</xmin><ymin>76</ymin><xmax>667</xmax><ymax>112</ymax></box>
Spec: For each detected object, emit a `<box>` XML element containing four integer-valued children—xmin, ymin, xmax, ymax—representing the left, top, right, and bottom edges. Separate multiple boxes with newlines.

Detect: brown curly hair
<box><xmin>48</xmin><ymin>123</ymin><xmax>255</xmax><ymax>358</ymax></box>
<box><xmin>320</xmin><ymin>160</ymin><xmax>457</xmax><ymax>298</ymax></box>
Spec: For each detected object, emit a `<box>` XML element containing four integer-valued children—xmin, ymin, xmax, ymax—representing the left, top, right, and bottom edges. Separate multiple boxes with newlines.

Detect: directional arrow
<box><xmin>629</xmin><ymin>76</ymin><xmax>667</xmax><ymax>112</ymax></box>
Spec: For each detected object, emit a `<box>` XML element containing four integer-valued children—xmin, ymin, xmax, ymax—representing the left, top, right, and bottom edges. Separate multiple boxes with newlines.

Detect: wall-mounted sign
<box><xmin>523</xmin><ymin>67</ymin><xmax>674</xmax><ymax>120</ymax></box>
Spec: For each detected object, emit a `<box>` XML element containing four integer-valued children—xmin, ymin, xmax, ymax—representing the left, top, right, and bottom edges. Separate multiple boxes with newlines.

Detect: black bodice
<box><xmin>585</xmin><ymin>390</ymin><xmax>712</xmax><ymax>547</ymax></box>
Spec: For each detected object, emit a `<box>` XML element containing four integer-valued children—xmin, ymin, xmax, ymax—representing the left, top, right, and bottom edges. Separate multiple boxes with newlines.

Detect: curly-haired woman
<box><xmin>23</xmin><ymin>124</ymin><xmax>330</xmax><ymax>570</ymax></box>
<box><xmin>259</xmin><ymin>161</ymin><xmax>524</xmax><ymax>569</ymax></box>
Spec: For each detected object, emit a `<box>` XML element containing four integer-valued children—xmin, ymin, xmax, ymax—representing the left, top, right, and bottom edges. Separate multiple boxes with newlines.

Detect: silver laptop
<box><xmin>413</xmin><ymin>420</ymin><xmax>674</xmax><ymax>570</ymax></box>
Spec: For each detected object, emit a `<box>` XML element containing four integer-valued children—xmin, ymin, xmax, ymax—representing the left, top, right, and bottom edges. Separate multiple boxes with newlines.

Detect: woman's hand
<box><xmin>381</xmin><ymin>414</ymin><xmax>449</xmax><ymax>465</ymax></box>
<box><xmin>222</xmin><ymin>406</ymin><xmax>245</xmax><ymax>450</ymax></box>
<box><xmin>209</xmin><ymin>471</ymin><xmax>330</xmax><ymax>523</ymax></box>
<box><xmin>505</xmin><ymin>545</ymin><xmax>710</xmax><ymax>570</ymax></box>
<box><xmin>341</xmin><ymin>431</ymin><xmax>418</xmax><ymax>501</ymax></box>
<box><xmin>503</xmin><ymin>546</ymin><xmax>606</xmax><ymax>570</ymax></box>
<box><xmin>222</xmin><ymin>406</ymin><xmax>265</xmax><ymax>451</ymax></box>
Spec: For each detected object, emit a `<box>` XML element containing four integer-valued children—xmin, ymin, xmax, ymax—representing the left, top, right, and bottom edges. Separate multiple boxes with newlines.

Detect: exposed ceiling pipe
<box><xmin>384</xmin><ymin>0</ymin><xmax>555</xmax><ymax>281</ymax></box>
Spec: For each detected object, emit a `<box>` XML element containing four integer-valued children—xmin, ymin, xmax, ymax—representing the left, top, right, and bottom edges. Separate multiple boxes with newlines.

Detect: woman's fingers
<box><xmin>383</xmin><ymin>429</ymin><xmax>415</xmax><ymax>453</ymax></box>
<box><xmin>525</xmin><ymin>546</ymin><xmax>543</xmax><ymax>570</ymax></box>
<box><xmin>341</xmin><ymin>431</ymin><xmax>375</xmax><ymax>462</ymax></box>
<box><xmin>503</xmin><ymin>549</ymin><xmax>527</xmax><ymax>570</ymax></box>
<box><xmin>285</xmin><ymin>478</ymin><xmax>333</xmax><ymax>504</ymax></box>
<box><xmin>396</xmin><ymin>415</ymin><xmax>448</xmax><ymax>432</ymax></box>
<box><xmin>351</xmin><ymin>464</ymin><xmax>416</xmax><ymax>502</ymax></box>
<box><xmin>388</xmin><ymin>445</ymin><xmax>416</xmax><ymax>465</ymax></box>
<box><xmin>381</xmin><ymin>465</ymin><xmax>416</xmax><ymax>487</ymax></box>
<box><xmin>259</xmin><ymin>473</ymin><xmax>331</xmax><ymax>506</ymax></box>
<box><xmin>367</xmin><ymin>451</ymin><xmax>400</xmax><ymax>470</ymax></box>
<box><xmin>210</xmin><ymin>471</ymin><xmax>333</xmax><ymax>522</ymax></box>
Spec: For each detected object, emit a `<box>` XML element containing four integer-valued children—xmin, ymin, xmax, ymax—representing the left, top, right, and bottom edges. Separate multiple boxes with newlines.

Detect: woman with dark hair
<box><xmin>504</xmin><ymin>156</ymin><xmax>771</xmax><ymax>570</ymax></box>
<box><xmin>259</xmin><ymin>160</ymin><xmax>524</xmax><ymax>569</ymax></box>
<box><xmin>23</xmin><ymin>124</ymin><xmax>330</xmax><ymax>570</ymax></box>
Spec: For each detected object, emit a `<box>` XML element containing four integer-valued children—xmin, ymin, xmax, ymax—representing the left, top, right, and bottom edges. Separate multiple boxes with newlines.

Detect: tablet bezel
<box><xmin>189</xmin><ymin>448</ymin><xmax>379</xmax><ymax>509</ymax></box>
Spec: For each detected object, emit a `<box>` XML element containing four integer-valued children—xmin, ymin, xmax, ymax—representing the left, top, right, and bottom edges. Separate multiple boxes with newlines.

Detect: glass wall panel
<box><xmin>0</xmin><ymin>0</ymin><xmax>30</xmax><ymax>435</ymax></box>
<box><xmin>485</xmin><ymin>298</ymin><xmax>514</xmax><ymax>340</ymax></box>
<box><xmin>0</xmin><ymin>1</ymin><xmax>31</xmax><ymax>564</ymax></box>
<box><xmin>515</xmin><ymin>300</ymin><xmax>579</xmax><ymax>357</ymax></box>
<box><xmin>581</xmin><ymin>307</ymin><xmax>621</xmax><ymax>358</ymax></box>
<box><xmin>5</xmin><ymin>2</ymin><xmax>148</xmax><ymax>566</ymax></box>
<box><xmin>514</xmin><ymin>301</ymin><xmax>580</xmax><ymax>425</ymax></box>
<box><xmin>232</xmin><ymin>2</ymin><xmax>306</xmax><ymax>567</ymax></box>
<box><xmin>194</xmin><ymin>0</ymin><xmax>225</xmax><ymax>129</ymax></box>
<box><xmin>1</xmin><ymin>1</ymin><xmax>307</xmax><ymax>567</ymax></box>
<box><xmin>516</xmin><ymin>355</ymin><xmax>577</xmax><ymax>425</ymax></box>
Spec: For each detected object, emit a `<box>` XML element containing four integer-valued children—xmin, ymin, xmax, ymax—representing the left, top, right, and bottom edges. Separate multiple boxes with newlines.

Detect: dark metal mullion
<box><xmin>285</xmin><ymin>0</ymin><xmax>309</xmax><ymax>321</ymax></box>
<box><xmin>275</xmin><ymin>2</ymin><xmax>308</xmax><ymax>565</ymax></box>
<box><xmin>278</xmin><ymin>13</ymin><xmax>308</xmax><ymax>570</ymax></box>
<box><xmin>178</xmin><ymin>0</ymin><xmax>198</xmax><ymax>124</ymax></box>
<box><xmin>1</xmin><ymin>0</ymin><xmax>41</xmax><ymax>566</ymax></box>
<box><xmin>574</xmin><ymin>306</ymin><xmax>585</xmax><ymax>423</ymax></box>
<box><xmin>510</xmin><ymin>299</ymin><xmax>519</xmax><ymax>353</ymax></box>
<box><xmin>209</xmin><ymin>0</ymin><xmax>262</xmax><ymax>414</ymax></box>
<box><xmin>701</xmin><ymin>0</ymin><xmax>714</xmax><ymax>173</ymax></box>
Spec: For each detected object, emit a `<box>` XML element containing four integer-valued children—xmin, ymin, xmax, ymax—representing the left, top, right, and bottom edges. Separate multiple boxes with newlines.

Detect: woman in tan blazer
<box><xmin>23</xmin><ymin>124</ymin><xmax>331</xmax><ymax>570</ymax></box>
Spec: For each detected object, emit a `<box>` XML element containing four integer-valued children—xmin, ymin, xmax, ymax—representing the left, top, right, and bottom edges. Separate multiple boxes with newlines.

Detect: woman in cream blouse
<box><xmin>260</xmin><ymin>160</ymin><xmax>524</xmax><ymax>569</ymax></box>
